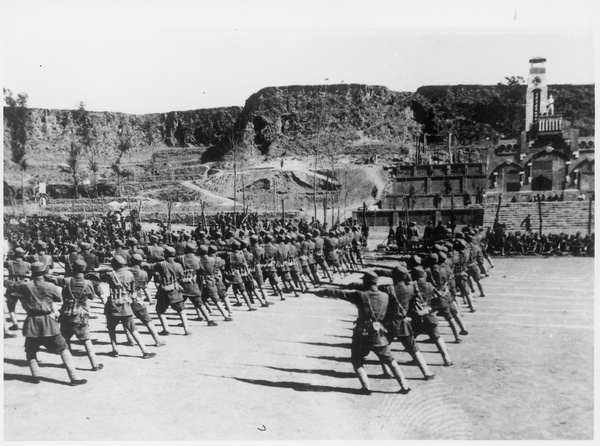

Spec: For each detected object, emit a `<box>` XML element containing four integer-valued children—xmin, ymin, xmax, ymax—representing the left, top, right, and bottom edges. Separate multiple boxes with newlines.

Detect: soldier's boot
<box><xmin>433</xmin><ymin>336</ymin><xmax>453</xmax><ymax>366</ymax></box>
<box><xmin>354</xmin><ymin>366</ymin><xmax>372</xmax><ymax>394</ymax></box>
<box><xmin>107</xmin><ymin>328</ymin><xmax>120</xmax><ymax>356</ymax></box>
<box><xmin>214</xmin><ymin>299</ymin><xmax>232</xmax><ymax>320</ymax></box>
<box><xmin>179</xmin><ymin>311</ymin><xmax>193</xmax><ymax>334</ymax></box>
<box><xmin>468</xmin><ymin>278</ymin><xmax>476</xmax><ymax>294</ymax></box>
<box><xmin>444</xmin><ymin>315</ymin><xmax>462</xmax><ymax>343</ymax></box>
<box><xmin>452</xmin><ymin>311</ymin><xmax>469</xmax><ymax>336</ymax></box>
<box><xmin>259</xmin><ymin>286</ymin><xmax>269</xmax><ymax>304</ymax></box>
<box><xmin>476</xmin><ymin>281</ymin><xmax>485</xmax><ymax>297</ymax></box>
<box><xmin>129</xmin><ymin>328</ymin><xmax>156</xmax><ymax>358</ymax></box>
<box><xmin>273</xmin><ymin>283</ymin><xmax>285</xmax><ymax>301</ymax></box>
<box><xmin>309</xmin><ymin>266</ymin><xmax>321</xmax><ymax>284</ymax></box>
<box><xmin>220</xmin><ymin>293</ymin><xmax>234</xmax><ymax>313</ymax></box>
<box><xmin>60</xmin><ymin>349</ymin><xmax>87</xmax><ymax>386</ymax></box>
<box><xmin>124</xmin><ymin>326</ymin><xmax>135</xmax><ymax>346</ymax></box>
<box><xmin>285</xmin><ymin>280</ymin><xmax>299</xmax><ymax>297</ymax></box>
<box><xmin>413</xmin><ymin>351</ymin><xmax>435</xmax><ymax>379</ymax></box>
<box><xmin>145</xmin><ymin>322</ymin><xmax>166</xmax><ymax>346</ymax></box>
<box><xmin>389</xmin><ymin>360</ymin><xmax>411</xmax><ymax>394</ymax></box>
<box><xmin>254</xmin><ymin>289</ymin><xmax>268</xmax><ymax>307</ymax></box>
<box><xmin>196</xmin><ymin>304</ymin><xmax>216</xmax><ymax>326</ymax></box>
<box><xmin>465</xmin><ymin>293</ymin><xmax>475</xmax><ymax>312</ymax></box>
<box><xmin>194</xmin><ymin>306</ymin><xmax>205</xmax><ymax>321</ymax></box>
<box><xmin>158</xmin><ymin>314</ymin><xmax>171</xmax><ymax>335</ymax></box>
<box><xmin>26</xmin><ymin>352</ymin><xmax>41</xmax><ymax>383</ymax></box>
<box><xmin>241</xmin><ymin>291</ymin><xmax>256</xmax><ymax>311</ymax></box>
<box><xmin>84</xmin><ymin>339</ymin><xmax>103</xmax><ymax>371</ymax></box>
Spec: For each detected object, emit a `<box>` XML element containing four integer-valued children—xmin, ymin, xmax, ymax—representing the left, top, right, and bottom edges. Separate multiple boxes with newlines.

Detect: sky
<box><xmin>2</xmin><ymin>0</ymin><xmax>597</xmax><ymax>115</ymax></box>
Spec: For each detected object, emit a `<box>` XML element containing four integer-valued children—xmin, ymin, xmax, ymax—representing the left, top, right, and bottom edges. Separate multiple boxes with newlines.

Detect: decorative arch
<box><xmin>488</xmin><ymin>162</ymin><xmax>524</xmax><ymax>191</ymax></box>
<box><xmin>523</xmin><ymin>149</ymin><xmax>571</xmax><ymax>191</ymax></box>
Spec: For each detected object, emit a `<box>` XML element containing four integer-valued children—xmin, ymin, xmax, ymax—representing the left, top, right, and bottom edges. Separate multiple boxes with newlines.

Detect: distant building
<box><xmin>487</xmin><ymin>57</ymin><xmax>595</xmax><ymax>196</ymax></box>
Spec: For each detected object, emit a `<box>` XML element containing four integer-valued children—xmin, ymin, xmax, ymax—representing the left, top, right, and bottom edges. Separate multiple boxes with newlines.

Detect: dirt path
<box><xmin>179</xmin><ymin>180</ymin><xmax>235</xmax><ymax>206</ymax></box>
<box><xmin>3</xmin><ymin>248</ymin><xmax>593</xmax><ymax>440</ymax></box>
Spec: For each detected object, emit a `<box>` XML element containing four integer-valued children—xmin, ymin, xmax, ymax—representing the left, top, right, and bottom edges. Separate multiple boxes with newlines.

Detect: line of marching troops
<box><xmin>4</xmin><ymin>222</ymin><xmax>492</xmax><ymax>394</ymax></box>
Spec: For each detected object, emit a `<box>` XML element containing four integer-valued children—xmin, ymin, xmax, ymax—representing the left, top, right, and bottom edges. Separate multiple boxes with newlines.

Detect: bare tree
<box><xmin>67</xmin><ymin>142</ymin><xmax>82</xmax><ymax>198</ymax></box>
<box><xmin>112</xmin><ymin>126</ymin><xmax>133</xmax><ymax>197</ymax></box>
<box><xmin>4</xmin><ymin>88</ymin><xmax>31</xmax><ymax>213</ymax></box>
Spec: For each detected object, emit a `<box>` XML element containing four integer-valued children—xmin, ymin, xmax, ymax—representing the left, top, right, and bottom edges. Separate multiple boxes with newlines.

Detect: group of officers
<box><xmin>4</xmin><ymin>219</ymin><xmax>492</xmax><ymax>394</ymax></box>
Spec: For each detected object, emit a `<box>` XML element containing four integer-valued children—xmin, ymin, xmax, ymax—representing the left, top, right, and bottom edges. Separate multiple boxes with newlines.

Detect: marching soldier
<box><xmin>59</xmin><ymin>259</ymin><xmax>103</xmax><ymax>371</ymax></box>
<box><xmin>5</xmin><ymin>262</ymin><xmax>87</xmax><ymax>385</ymax></box>
<box><xmin>314</xmin><ymin>272</ymin><xmax>412</xmax><ymax>395</ymax></box>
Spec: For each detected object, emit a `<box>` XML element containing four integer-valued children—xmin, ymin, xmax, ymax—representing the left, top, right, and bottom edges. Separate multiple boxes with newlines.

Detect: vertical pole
<box><xmin>362</xmin><ymin>202</ymin><xmax>367</xmax><ymax>227</ymax></box>
<box><xmin>537</xmin><ymin>194</ymin><xmax>543</xmax><ymax>235</ymax></box>
<box><xmin>281</xmin><ymin>198</ymin><xmax>285</xmax><ymax>227</ymax></box>
<box><xmin>588</xmin><ymin>195</ymin><xmax>593</xmax><ymax>235</ymax></box>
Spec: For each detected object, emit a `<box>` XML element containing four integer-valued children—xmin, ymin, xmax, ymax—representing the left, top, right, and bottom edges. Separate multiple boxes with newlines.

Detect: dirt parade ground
<box><xmin>3</xmin><ymin>253</ymin><xmax>594</xmax><ymax>440</ymax></box>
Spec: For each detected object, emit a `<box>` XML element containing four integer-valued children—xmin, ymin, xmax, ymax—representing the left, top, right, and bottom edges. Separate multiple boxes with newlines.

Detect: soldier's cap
<box><xmin>230</xmin><ymin>241</ymin><xmax>241</xmax><ymax>250</ymax></box>
<box><xmin>198</xmin><ymin>245</ymin><xmax>209</xmax><ymax>255</ymax></box>
<box><xmin>454</xmin><ymin>239</ymin><xmax>469</xmax><ymax>250</ymax></box>
<box><xmin>207</xmin><ymin>245</ymin><xmax>218</xmax><ymax>255</ymax></box>
<box><xmin>171</xmin><ymin>233</ymin><xmax>179</xmax><ymax>240</ymax></box>
<box><xmin>392</xmin><ymin>265</ymin><xmax>409</xmax><ymax>278</ymax></box>
<box><xmin>433</xmin><ymin>243</ymin><xmax>444</xmax><ymax>252</ymax></box>
<box><xmin>127</xmin><ymin>237</ymin><xmax>138</xmax><ymax>245</ymax></box>
<box><xmin>214</xmin><ymin>231</ymin><xmax>222</xmax><ymax>238</ymax></box>
<box><xmin>197</xmin><ymin>231</ymin><xmax>206</xmax><ymax>236</ymax></box>
<box><xmin>185</xmin><ymin>242</ymin><xmax>197</xmax><ymax>253</ymax></box>
<box><xmin>31</xmin><ymin>262</ymin><xmax>47</xmax><ymax>276</ymax></box>
<box><xmin>411</xmin><ymin>255</ymin><xmax>422</xmax><ymax>266</ymax></box>
<box><xmin>164</xmin><ymin>246</ymin><xmax>176</xmax><ymax>257</ymax></box>
<box><xmin>131</xmin><ymin>254</ymin><xmax>144</xmax><ymax>264</ymax></box>
<box><xmin>464</xmin><ymin>234</ymin><xmax>473</xmax><ymax>242</ymax></box>
<box><xmin>14</xmin><ymin>247</ymin><xmax>26</xmax><ymax>257</ymax></box>
<box><xmin>410</xmin><ymin>221</ymin><xmax>417</xmax><ymax>226</ymax></box>
<box><xmin>79</xmin><ymin>242</ymin><xmax>91</xmax><ymax>250</ymax></box>
<box><xmin>362</xmin><ymin>271</ymin><xmax>379</xmax><ymax>286</ymax></box>
<box><xmin>73</xmin><ymin>259</ymin><xmax>87</xmax><ymax>274</ymax></box>
<box><xmin>305</xmin><ymin>232</ymin><xmax>312</xmax><ymax>238</ymax></box>
<box><xmin>36</xmin><ymin>241</ymin><xmax>47</xmax><ymax>250</ymax></box>
<box><xmin>250</xmin><ymin>235</ymin><xmax>259</xmax><ymax>243</ymax></box>
<box><xmin>312</xmin><ymin>229</ymin><xmax>319</xmax><ymax>236</ymax></box>
<box><xmin>264</xmin><ymin>234</ymin><xmax>273</xmax><ymax>242</ymax></box>
<box><xmin>149</xmin><ymin>235</ymin><xmax>158</xmax><ymax>242</ymax></box>
<box><xmin>444</xmin><ymin>241</ymin><xmax>454</xmax><ymax>250</ymax></box>
<box><xmin>111</xmin><ymin>255</ymin><xmax>127</xmax><ymax>268</ymax></box>
<box><xmin>297</xmin><ymin>233</ymin><xmax>305</xmax><ymax>240</ymax></box>
<box><xmin>239</xmin><ymin>240</ymin><xmax>247</xmax><ymax>249</ymax></box>
<box><xmin>437</xmin><ymin>251</ymin><xmax>448</xmax><ymax>262</ymax></box>
<box><xmin>428</xmin><ymin>253</ymin><xmax>439</xmax><ymax>263</ymax></box>
<box><xmin>183</xmin><ymin>233</ymin><xmax>191</xmax><ymax>240</ymax></box>
<box><xmin>114</xmin><ymin>239</ymin><xmax>124</xmax><ymax>246</ymax></box>
<box><xmin>412</xmin><ymin>266</ymin><xmax>426</xmax><ymax>279</ymax></box>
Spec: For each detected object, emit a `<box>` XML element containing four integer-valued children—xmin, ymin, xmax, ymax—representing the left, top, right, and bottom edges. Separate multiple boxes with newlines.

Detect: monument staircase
<box><xmin>483</xmin><ymin>199</ymin><xmax>594</xmax><ymax>235</ymax></box>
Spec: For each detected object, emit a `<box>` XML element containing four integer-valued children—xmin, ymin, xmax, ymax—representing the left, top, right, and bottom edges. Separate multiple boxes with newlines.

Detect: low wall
<box><xmin>483</xmin><ymin>200</ymin><xmax>595</xmax><ymax>235</ymax></box>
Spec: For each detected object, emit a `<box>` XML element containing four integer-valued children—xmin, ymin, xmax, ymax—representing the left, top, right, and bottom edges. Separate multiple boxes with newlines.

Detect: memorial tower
<box><xmin>525</xmin><ymin>57</ymin><xmax>548</xmax><ymax>134</ymax></box>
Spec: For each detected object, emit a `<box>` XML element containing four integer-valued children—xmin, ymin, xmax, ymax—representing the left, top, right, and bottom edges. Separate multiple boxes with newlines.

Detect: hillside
<box><xmin>3</xmin><ymin>83</ymin><xmax>594</xmax><ymax>214</ymax></box>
